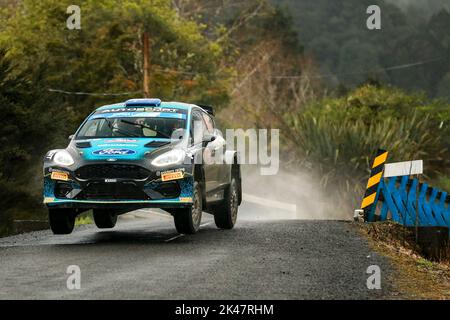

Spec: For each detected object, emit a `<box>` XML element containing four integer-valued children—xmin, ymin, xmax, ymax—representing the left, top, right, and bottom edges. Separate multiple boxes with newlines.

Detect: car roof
<box><xmin>95</xmin><ymin>101</ymin><xmax>198</xmax><ymax>112</ymax></box>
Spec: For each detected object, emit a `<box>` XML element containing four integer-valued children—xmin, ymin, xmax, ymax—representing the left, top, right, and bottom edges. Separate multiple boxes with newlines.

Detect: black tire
<box><xmin>93</xmin><ymin>209</ymin><xmax>118</xmax><ymax>229</ymax></box>
<box><xmin>214</xmin><ymin>178</ymin><xmax>239</xmax><ymax>229</ymax></box>
<box><xmin>48</xmin><ymin>209</ymin><xmax>76</xmax><ymax>235</ymax></box>
<box><xmin>173</xmin><ymin>181</ymin><xmax>202</xmax><ymax>234</ymax></box>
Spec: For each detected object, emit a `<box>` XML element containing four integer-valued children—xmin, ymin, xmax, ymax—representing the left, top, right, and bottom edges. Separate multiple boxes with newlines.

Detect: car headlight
<box><xmin>53</xmin><ymin>150</ymin><xmax>75</xmax><ymax>166</ymax></box>
<box><xmin>151</xmin><ymin>149</ymin><xmax>185</xmax><ymax>167</ymax></box>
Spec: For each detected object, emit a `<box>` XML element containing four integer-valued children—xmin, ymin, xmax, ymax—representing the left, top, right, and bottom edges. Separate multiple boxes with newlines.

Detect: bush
<box><xmin>284</xmin><ymin>85</ymin><xmax>449</xmax><ymax>211</ymax></box>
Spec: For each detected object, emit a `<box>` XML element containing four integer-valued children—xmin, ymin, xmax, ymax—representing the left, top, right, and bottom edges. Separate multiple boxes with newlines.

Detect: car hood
<box><xmin>75</xmin><ymin>138</ymin><xmax>170</xmax><ymax>161</ymax></box>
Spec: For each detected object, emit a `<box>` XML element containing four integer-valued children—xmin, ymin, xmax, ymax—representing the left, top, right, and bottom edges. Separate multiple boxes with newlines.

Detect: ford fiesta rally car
<box><xmin>43</xmin><ymin>99</ymin><xmax>242</xmax><ymax>235</ymax></box>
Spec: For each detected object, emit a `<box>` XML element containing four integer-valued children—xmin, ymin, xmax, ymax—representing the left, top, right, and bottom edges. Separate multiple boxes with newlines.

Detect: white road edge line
<box><xmin>165</xmin><ymin>234</ymin><xmax>184</xmax><ymax>242</ymax></box>
<box><xmin>243</xmin><ymin>193</ymin><xmax>297</xmax><ymax>212</ymax></box>
<box><xmin>165</xmin><ymin>222</ymin><xmax>212</xmax><ymax>242</ymax></box>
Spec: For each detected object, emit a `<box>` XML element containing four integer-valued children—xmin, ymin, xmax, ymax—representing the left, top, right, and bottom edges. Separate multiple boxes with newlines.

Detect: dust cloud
<box><xmin>240</xmin><ymin>166</ymin><xmax>351</xmax><ymax>221</ymax></box>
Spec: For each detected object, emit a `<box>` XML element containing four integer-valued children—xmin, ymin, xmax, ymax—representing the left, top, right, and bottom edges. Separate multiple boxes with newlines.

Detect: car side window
<box><xmin>190</xmin><ymin>111</ymin><xmax>204</xmax><ymax>144</ymax></box>
<box><xmin>202</xmin><ymin>113</ymin><xmax>214</xmax><ymax>134</ymax></box>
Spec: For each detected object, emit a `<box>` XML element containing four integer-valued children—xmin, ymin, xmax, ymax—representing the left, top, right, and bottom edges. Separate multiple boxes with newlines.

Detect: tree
<box><xmin>0</xmin><ymin>0</ymin><xmax>231</xmax><ymax>122</ymax></box>
<box><xmin>272</xmin><ymin>0</ymin><xmax>449</xmax><ymax>98</ymax></box>
<box><xmin>0</xmin><ymin>49</ymin><xmax>66</xmax><ymax>234</ymax></box>
<box><xmin>0</xmin><ymin>0</ymin><xmax>234</xmax><ymax>231</ymax></box>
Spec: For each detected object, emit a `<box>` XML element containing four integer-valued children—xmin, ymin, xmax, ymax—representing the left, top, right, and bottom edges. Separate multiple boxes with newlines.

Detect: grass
<box><xmin>286</xmin><ymin>110</ymin><xmax>445</xmax><ymax>211</ymax></box>
<box><xmin>75</xmin><ymin>212</ymin><xmax>94</xmax><ymax>226</ymax></box>
<box><xmin>417</xmin><ymin>258</ymin><xmax>434</xmax><ymax>269</ymax></box>
<box><xmin>435</xmin><ymin>176</ymin><xmax>450</xmax><ymax>192</ymax></box>
<box><xmin>356</xmin><ymin>221</ymin><xmax>450</xmax><ymax>299</ymax></box>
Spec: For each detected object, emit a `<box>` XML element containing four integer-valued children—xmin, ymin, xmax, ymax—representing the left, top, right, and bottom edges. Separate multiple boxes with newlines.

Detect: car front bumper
<box><xmin>43</xmin><ymin>163</ymin><xmax>194</xmax><ymax>210</ymax></box>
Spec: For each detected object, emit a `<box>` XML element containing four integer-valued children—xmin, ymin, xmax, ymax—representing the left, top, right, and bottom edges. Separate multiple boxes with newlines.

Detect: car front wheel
<box><xmin>173</xmin><ymin>181</ymin><xmax>202</xmax><ymax>234</ymax></box>
<box><xmin>48</xmin><ymin>209</ymin><xmax>76</xmax><ymax>235</ymax></box>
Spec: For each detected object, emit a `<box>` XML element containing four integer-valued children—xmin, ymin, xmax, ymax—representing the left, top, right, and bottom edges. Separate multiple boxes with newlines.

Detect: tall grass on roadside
<box><xmin>75</xmin><ymin>212</ymin><xmax>93</xmax><ymax>226</ymax></box>
<box><xmin>436</xmin><ymin>176</ymin><xmax>450</xmax><ymax>192</ymax></box>
<box><xmin>285</xmin><ymin>112</ymin><xmax>445</xmax><ymax>211</ymax></box>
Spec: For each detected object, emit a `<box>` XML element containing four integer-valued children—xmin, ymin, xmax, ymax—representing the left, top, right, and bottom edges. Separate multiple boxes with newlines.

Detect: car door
<box><xmin>191</xmin><ymin>110</ymin><xmax>217</xmax><ymax>193</ymax></box>
<box><xmin>201</xmin><ymin>112</ymin><xmax>228</xmax><ymax>189</ymax></box>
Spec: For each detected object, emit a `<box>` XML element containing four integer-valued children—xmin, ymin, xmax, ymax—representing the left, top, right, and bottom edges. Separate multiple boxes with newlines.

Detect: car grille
<box><xmin>76</xmin><ymin>182</ymin><xmax>150</xmax><ymax>200</ymax></box>
<box><xmin>75</xmin><ymin>164</ymin><xmax>152</xmax><ymax>180</ymax></box>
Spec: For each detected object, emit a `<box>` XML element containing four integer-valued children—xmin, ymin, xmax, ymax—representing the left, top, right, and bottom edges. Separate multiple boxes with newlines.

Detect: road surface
<box><xmin>0</xmin><ymin>205</ymin><xmax>395</xmax><ymax>299</ymax></box>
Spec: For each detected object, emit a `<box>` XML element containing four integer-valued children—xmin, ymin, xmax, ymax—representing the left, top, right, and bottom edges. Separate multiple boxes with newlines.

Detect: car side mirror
<box><xmin>202</xmin><ymin>134</ymin><xmax>216</xmax><ymax>146</ymax></box>
<box><xmin>171</xmin><ymin>128</ymin><xmax>185</xmax><ymax>140</ymax></box>
<box><xmin>68</xmin><ymin>134</ymin><xmax>74</xmax><ymax>141</ymax></box>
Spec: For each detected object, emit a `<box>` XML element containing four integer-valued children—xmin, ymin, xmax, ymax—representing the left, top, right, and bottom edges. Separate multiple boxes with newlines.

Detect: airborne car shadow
<box><xmin>50</xmin><ymin>217</ymin><xmax>219</xmax><ymax>247</ymax></box>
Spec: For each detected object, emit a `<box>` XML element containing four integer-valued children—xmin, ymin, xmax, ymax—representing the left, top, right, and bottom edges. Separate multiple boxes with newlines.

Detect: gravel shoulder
<box><xmin>356</xmin><ymin>221</ymin><xmax>450</xmax><ymax>299</ymax></box>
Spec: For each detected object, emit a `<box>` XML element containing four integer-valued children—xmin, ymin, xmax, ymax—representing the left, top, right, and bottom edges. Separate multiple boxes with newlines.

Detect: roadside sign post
<box><xmin>361</xmin><ymin>149</ymin><xmax>389</xmax><ymax>221</ymax></box>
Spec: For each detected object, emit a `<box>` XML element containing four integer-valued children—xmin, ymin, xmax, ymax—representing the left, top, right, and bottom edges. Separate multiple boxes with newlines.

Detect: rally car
<box><xmin>43</xmin><ymin>98</ymin><xmax>242</xmax><ymax>235</ymax></box>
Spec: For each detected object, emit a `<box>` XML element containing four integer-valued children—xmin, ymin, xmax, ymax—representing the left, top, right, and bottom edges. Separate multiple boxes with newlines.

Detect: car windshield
<box><xmin>76</xmin><ymin>117</ymin><xmax>186</xmax><ymax>139</ymax></box>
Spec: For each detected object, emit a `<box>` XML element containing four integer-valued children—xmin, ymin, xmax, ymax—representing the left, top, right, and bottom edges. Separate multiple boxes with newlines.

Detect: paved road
<box><xmin>0</xmin><ymin>207</ymin><xmax>394</xmax><ymax>300</ymax></box>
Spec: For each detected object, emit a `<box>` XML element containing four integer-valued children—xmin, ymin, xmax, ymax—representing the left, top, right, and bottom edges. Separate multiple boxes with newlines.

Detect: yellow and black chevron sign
<box><xmin>361</xmin><ymin>149</ymin><xmax>389</xmax><ymax>212</ymax></box>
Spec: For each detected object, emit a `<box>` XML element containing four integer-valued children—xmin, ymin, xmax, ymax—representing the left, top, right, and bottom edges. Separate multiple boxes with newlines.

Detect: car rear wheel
<box><xmin>173</xmin><ymin>181</ymin><xmax>202</xmax><ymax>234</ymax></box>
<box><xmin>93</xmin><ymin>210</ymin><xmax>118</xmax><ymax>229</ymax></box>
<box><xmin>214</xmin><ymin>177</ymin><xmax>239</xmax><ymax>229</ymax></box>
<box><xmin>48</xmin><ymin>209</ymin><xmax>76</xmax><ymax>235</ymax></box>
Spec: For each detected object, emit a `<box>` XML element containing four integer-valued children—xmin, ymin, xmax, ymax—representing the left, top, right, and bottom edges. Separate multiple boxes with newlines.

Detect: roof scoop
<box><xmin>125</xmin><ymin>98</ymin><xmax>161</xmax><ymax>107</ymax></box>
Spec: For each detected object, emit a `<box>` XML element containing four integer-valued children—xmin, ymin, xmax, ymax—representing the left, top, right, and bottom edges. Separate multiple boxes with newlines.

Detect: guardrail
<box><xmin>365</xmin><ymin>176</ymin><xmax>450</xmax><ymax>228</ymax></box>
<box><xmin>357</xmin><ymin>150</ymin><xmax>450</xmax><ymax>259</ymax></box>
<box><xmin>357</xmin><ymin>149</ymin><xmax>450</xmax><ymax>233</ymax></box>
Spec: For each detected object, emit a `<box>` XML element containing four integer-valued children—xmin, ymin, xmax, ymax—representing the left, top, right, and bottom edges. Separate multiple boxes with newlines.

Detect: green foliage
<box><xmin>0</xmin><ymin>0</ymin><xmax>233</xmax><ymax>232</ymax></box>
<box><xmin>0</xmin><ymin>0</ymin><xmax>448</xmax><ymax>228</ymax></box>
<box><xmin>0</xmin><ymin>50</ymin><xmax>59</xmax><ymax>232</ymax></box>
<box><xmin>75</xmin><ymin>212</ymin><xmax>93</xmax><ymax>226</ymax></box>
<box><xmin>0</xmin><ymin>0</ymin><xmax>231</xmax><ymax>122</ymax></box>
<box><xmin>284</xmin><ymin>85</ymin><xmax>449</xmax><ymax>209</ymax></box>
